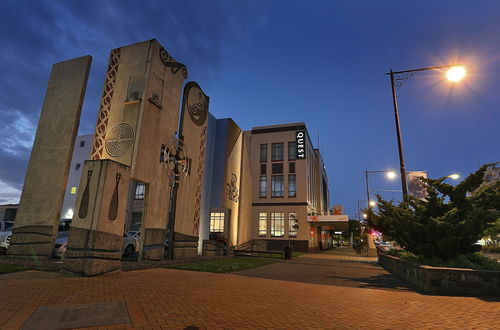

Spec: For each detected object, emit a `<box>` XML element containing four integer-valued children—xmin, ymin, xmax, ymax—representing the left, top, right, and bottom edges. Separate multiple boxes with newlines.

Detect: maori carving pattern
<box><xmin>78</xmin><ymin>169</ymin><xmax>93</xmax><ymax>219</ymax></box>
<box><xmin>104</xmin><ymin>123</ymin><xmax>135</xmax><ymax>158</ymax></box>
<box><xmin>108</xmin><ymin>173</ymin><xmax>121</xmax><ymax>221</ymax></box>
<box><xmin>226</xmin><ymin>174</ymin><xmax>239</xmax><ymax>203</ymax></box>
<box><xmin>91</xmin><ymin>48</ymin><xmax>121</xmax><ymax>160</ymax></box>
<box><xmin>159</xmin><ymin>47</ymin><xmax>188</xmax><ymax>78</ymax></box>
<box><xmin>192</xmin><ymin>126</ymin><xmax>207</xmax><ymax>236</ymax></box>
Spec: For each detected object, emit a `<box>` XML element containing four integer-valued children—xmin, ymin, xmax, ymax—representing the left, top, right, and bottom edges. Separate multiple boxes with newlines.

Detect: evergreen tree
<box><xmin>368</xmin><ymin>164</ymin><xmax>500</xmax><ymax>259</ymax></box>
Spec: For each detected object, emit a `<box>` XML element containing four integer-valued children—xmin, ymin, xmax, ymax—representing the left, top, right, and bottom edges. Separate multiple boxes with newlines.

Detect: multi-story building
<box><xmin>60</xmin><ymin>134</ymin><xmax>93</xmax><ymax>220</ymax></box>
<box><xmin>246</xmin><ymin>122</ymin><xmax>330</xmax><ymax>252</ymax></box>
<box><xmin>57</xmin><ymin>122</ymin><xmax>332</xmax><ymax>255</ymax></box>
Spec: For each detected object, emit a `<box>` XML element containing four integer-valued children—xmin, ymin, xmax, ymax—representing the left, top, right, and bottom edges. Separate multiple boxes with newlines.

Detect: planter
<box><xmin>378</xmin><ymin>253</ymin><xmax>500</xmax><ymax>296</ymax></box>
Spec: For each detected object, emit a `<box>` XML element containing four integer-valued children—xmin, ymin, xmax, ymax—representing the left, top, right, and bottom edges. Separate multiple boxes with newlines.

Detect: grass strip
<box><xmin>0</xmin><ymin>264</ymin><xmax>31</xmax><ymax>274</ymax></box>
<box><xmin>166</xmin><ymin>257</ymin><xmax>280</xmax><ymax>273</ymax></box>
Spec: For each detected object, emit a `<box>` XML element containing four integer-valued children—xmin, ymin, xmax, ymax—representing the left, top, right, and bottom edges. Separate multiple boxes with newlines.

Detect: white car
<box><xmin>122</xmin><ymin>232</ymin><xmax>139</xmax><ymax>256</ymax></box>
<box><xmin>0</xmin><ymin>231</ymin><xmax>12</xmax><ymax>250</ymax></box>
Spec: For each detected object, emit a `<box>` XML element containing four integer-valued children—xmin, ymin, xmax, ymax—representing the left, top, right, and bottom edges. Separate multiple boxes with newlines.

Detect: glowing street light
<box><xmin>446</xmin><ymin>66</ymin><xmax>466</xmax><ymax>82</ymax></box>
<box><xmin>369</xmin><ymin>200</ymin><xmax>377</xmax><ymax>207</ymax></box>
<box><xmin>386</xmin><ymin>64</ymin><xmax>466</xmax><ymax>198</ymax></box>
<box><xmin>386</xmin><ymin>171</ymin><xmax>397</xmax><ymax>180</ymax></box>
<box><xmin>448</xmin><ymin>173</ymin><xmax>460</xmax><ymax>180</ymax></box>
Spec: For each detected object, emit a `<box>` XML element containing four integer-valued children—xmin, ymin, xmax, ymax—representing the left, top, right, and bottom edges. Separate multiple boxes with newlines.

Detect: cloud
<box><xmin>0</xmin><ymin>109</ymin><xmax>35</xmax><ymax>156</ymax></box>
<box><xmin>0</xmin><ymin>180</ymin><xmax>21</xmax><ymax>204</ymax></box>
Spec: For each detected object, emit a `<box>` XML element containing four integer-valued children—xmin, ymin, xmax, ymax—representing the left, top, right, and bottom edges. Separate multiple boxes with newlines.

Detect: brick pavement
<box><xmin>0</xmin><ymin>251</ymin><xmax>499</xmax><ymax>329</ymax></box>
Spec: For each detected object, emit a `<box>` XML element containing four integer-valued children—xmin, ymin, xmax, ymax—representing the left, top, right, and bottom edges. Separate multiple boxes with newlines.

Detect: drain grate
<box><xmin>21</xmin><ymin>301</ymin><xmax>130</xmax><ymax>330</ymax></box>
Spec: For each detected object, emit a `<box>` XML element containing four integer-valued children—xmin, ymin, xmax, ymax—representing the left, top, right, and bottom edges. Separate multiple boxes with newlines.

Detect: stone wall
<box><xmin>378</xmin><ymin>253</ymin><xmax>500</xmax><ymax>296</ymax></box>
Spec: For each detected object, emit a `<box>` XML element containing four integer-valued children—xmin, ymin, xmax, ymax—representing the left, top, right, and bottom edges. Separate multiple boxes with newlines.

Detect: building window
<box><xmin>288</xmin><ymin>174</ymin><xmax>296</xmax><ymax>197</ymax></box>
<box><xmin>79</xmin><ymin>140</ymin><xmax>85</xmax><ymax>147</ymax></box>
<box><xmin>289</xmin><ymin>213</ymin><xmax>298</xmax><ymax>238</ymax></box>
<box><xmin>271</xmin><ymin>212</ymin><xmax>284</xmax><ymax>237</ymax></box>
<box><xmin>272</xmin><ymin>163</ymin><xmax>283</xmax><ymax>174</ymax></box>
<box><xmin>271</xmin><ymin>143</ymin><xmax>284</xmax><ymax>161</ymax></box>
<box><xmin>289</xmin><ymin>162</ymin><xmax>295</xmax><ymax>173</ymax></box>
<box><xmin>75</xmin><ymin>163</ymin><xmax>81</xmax><ymax>171</ymax></box>
<box><xmin>70</xmin><ymin>186</ymin><xmax>77</xmax><ymax>195</ymax></box>
<box><xmin>210</xmin><ymin>212</ymin><xmax>225</xmax><ymax>233</ymax></box>
<box><xmin>259</xmin><ymin>176</ymin><xmax>267</xmax><ymax>198</ymax></box>
<box><xmin>272</xmin><ymin>175</ymin><xmax>284</xmax><ymax>197</ymax></box>
<box><xmin>288</xmin><ymin>141</ymin><xmax>297</xmax><ymax>160</ymax></box>
<box><xmin>260</xmin><ymin>164</ymin><xmax>266</xmax><ymax>175</ymax></box>
<box><xmin>260</xmin><ymin>144</ymin><xmax>267</xmax><ymax>162</ymax></box>
<box><xmin>131</xmin><ymin>212</ymin><xmax>142</xmax><ymax>231</ymax></box>
<box><xmin>259</xmin><ymin>212</ymin><xmax>267</xmax><ymax>237</ymax></box>
<box><xmin>135</xmin><ymin>183</ymin><xmax>145</xmax><ymax>200</ymax></box>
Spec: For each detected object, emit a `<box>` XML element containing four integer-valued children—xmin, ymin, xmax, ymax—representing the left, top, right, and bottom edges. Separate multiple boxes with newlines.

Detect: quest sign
<box><xmin>296</xmin><ymin>130</ymin><xmax>306</xmax><ymax>159</ymax></box>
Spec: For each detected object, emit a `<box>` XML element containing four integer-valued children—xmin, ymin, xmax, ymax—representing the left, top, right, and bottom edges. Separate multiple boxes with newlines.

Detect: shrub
<box><xmin>369</xmin><ymin>164</ymin><xmax>500</xmax><ymax>260</ymax></box>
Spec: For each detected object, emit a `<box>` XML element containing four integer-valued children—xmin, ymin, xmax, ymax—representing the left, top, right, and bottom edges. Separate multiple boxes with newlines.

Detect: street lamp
<box><xmin>386</xmin><ymin>65</ymin><xmax>466</xmax><ymax>199</ymax></box>
<box><xmin>448</xmin><ymin>173</ymin><xmax>460</xmax><ymax>180</ymax></box>
<box><xmin>365</xmin><ymin>170</ymin><xmax>397</xmax><ymax>210</ymax></box>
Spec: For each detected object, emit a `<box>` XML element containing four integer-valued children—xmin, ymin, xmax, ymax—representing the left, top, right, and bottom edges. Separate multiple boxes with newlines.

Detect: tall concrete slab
<box><xmin>86</xmin><ymin>39</ymin><xmax>187</xmax><ymax>261</ymax></box>
<box><xmin>8</xmin><ymin>56</ymin><xmax>91</xmax><ymax>257</ymax></box>
<box><xmin>63</xmin><ymin>160</ymin><xmax>130</xmax><ymax>275</ymax></box>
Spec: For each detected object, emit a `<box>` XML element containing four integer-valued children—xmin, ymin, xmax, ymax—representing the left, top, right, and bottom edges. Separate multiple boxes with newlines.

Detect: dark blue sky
<box><xmin>0</xmin><ymin>1</ymin><xmax>499</xmax><ymax>217</ymax></box>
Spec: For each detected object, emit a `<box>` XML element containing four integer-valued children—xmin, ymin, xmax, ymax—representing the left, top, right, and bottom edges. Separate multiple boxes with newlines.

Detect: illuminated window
<box><xmin>289</xmin><ymin>213</ymin><xmax>298</xmax><ymax>238</ymax></box>
<box><xmin>70</xmin><ymin>186</ymin><xmax>77</xmax><ymax>195</ymax></box>
<box><xmin>259</xmin><ymin>176</ymin><xmax>267</xmax><ymax>198</ymax></box>
<box><xmin>271</xmin><ymin>143</ymin><xmax>284</xmax><ymax>161</ymax></box>
<box><xmin>288</xmin><ymin>174</ymin><xmax>296</xmax><ymax>197</ymax></box>
<box><xmin>135</xmin><ymin>183</ymin><xmax>145</xmax><ymax>200</ymax></box>
<box><xmin>271</xmin><ymin>175</ymin><xmax>284</xmax><ymax>197</ymax></box>
<box><xmin>210</xmin><ymin>212</ymin><xmax>225</xmax><ymax>233</ymax></box>
<box><xmin>271</xmin><ymin>212</ymin><xmax>284</xmax><ymax>237</ymax></box>
<box><xmin>259</xmin><ymin>212</ymin><xmax>267</xmax><ymax>237</ymax></box>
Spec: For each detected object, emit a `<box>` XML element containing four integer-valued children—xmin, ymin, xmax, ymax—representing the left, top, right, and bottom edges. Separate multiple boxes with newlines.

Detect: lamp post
<box><xmin>386</xmin><ymin>65</ymin><xmax>466</xmax><ymax>199</ymax></box>
<box><xmin>365</xmin><ymin>170</ymin><xmax>397</xmax><ymax>210</ymax></box>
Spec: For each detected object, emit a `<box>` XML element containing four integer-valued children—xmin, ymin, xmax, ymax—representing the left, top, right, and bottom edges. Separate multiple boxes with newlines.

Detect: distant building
<box><xmin>246</xmin><ymin>122</ymin><xmax>330</xmax><ymax>252</ymax></box>
<box><xmin>60</xmin><ymin>134</ymin><xmax>93</xmax><ymax>220</ymax></box>
<box><xmin>0</xmin><ymin>204</ymin><xmax>18</xmax><ymax>222</ymax></box>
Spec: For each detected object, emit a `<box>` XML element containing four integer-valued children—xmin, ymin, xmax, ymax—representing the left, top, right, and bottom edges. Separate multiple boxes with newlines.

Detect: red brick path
<box><xmin>1</xmin><ymin>263</ymin><xmax>499</xmax><ymax>329</ymax></box>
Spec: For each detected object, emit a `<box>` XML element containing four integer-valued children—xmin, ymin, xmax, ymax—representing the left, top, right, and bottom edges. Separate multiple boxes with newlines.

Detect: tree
<box><xmin>368</xmin><ymin>164</ymin><xmax>500</xmax><ymax>260</ymax></box>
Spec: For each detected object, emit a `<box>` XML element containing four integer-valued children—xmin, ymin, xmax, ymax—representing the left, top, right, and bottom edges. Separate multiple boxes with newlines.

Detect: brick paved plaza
<box><xmin>1</xmin><ymin>249</ymin><xmax>499</xmax><ymax>329</ymax></box>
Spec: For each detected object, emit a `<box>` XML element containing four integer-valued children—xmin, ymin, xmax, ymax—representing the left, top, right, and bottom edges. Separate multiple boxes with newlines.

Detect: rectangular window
<box><xmin>260</xmin><ymin>164</ymin><xmax>266</xmax><ymax>175</ymax></box>
<box><xmin>288</xmin><ymin>174</ymin><xmax>296</xmax><ymax>197</ymax></box>
<box><xmin>70</xmin><ymin>186</ymin><xmax>77</xmax><ymax>195</ymax></box>
<box><xmin>75</xmin><ymin>163</ymin><xmax>81</xmax><ymax>171</ymax></box>
<box><xmin>271</xmin><ymin>212</ymin><xmax>284</xmax><ymax>237</ymax></box>
<box><xmin>259</xmin><ymin>212</ymin><xmax>267</xmax><ymax>237</ymax></box>
<box><xmin>131</xmin><ymin>212</ymin><xmax>142</xmax><ymax>231</ymax></box>
<box><xmin>135</xmin><ymin>183</ymin><xmax>145</xmax><ymax>200</ymax></box>
<box><xmin>289</xmin><ymin>162</ymin><xmax>295</xmax><ymax>173</ymax></box>
<box><xmin>272</xmin><ymin>163</ymin><xmax>283</xmax><ymax>174</ymax></box>
<box><xmin>259</xmin><ymin>176</ymin><xmax>267</xmax><ymax>198</ymax></box>
<box><xmin>79</xmin><ymin>140</ymin><xmax>85</xmax><ymax>147</ymax></box>
<box><xmin>289</xmin><ymin>213</ymin><xmax>298</xmax><ymax>238</ymax></box>
<box><xmin>272</xmin><ymin>175</ymin><xmax>284</xmax><ymax>197</ymax></box>
<box><xmin>210</xmin><ymin>212</ymin><xmax>225</xmax><ymax>233</ymax></box>
<box><xmin>260</xmin><ymin>144</ymin><xmax>267</xmax><ymax>162</ymax></box>
<box><xmin>288</xmin><ymin>141</ymin><xmax>297</xmax><ymax>160</ymax></box>
<box><xmin>271</xmin><ymin>143</ymin><xmax>284</xmax><ymax>161</ymax></box>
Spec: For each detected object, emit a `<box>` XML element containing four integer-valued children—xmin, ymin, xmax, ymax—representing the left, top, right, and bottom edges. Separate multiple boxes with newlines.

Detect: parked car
<box><xmin>375</xmin><ymin>240</ymin><xmax>393</xmax><ymax>252</ymax></box>
<box><xmin>122</xmin><ymin>232</ymin><xmax>138</xmax><ymax>256</ymax></box>
<box><xmin>0</xmin><ymin>230</ymin><xmax>12</xmax><ymax>250</ymax></box>
<box><xmin>53</xmin><ymin>231</ymin><xmax>69</xmax><ymax>258</ymax></box>
<box><xmin>52</xmin><ymin>231</ymin><xmax>139</xmax><ymax>258</ymax></box>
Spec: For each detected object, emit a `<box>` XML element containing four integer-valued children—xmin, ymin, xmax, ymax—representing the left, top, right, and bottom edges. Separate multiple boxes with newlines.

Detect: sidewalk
<box><xmin>1</xmin><ymin>248</ymin><xmax>499</xmax><ymax>329</ymax></box>
<box><xmin>235</xmin><ymin>246</ymin><xmax>410</xmax><ymax>291</ymax></box>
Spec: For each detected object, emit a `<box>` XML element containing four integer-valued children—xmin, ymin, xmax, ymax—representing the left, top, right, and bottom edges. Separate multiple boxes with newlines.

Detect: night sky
<box><xmin>0</xmin><ymin>1</ymin><xmax>499</xmax><ymax>218</ymax></box>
